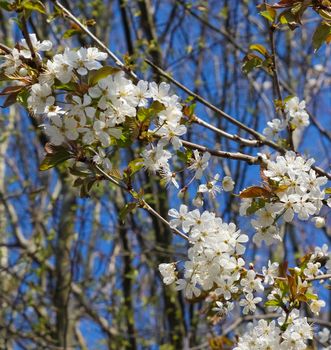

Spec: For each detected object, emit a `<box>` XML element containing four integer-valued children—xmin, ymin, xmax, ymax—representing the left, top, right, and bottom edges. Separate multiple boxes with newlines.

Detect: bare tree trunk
<box><xmin>54</xmin><ymin>182</ymin><xmax>76</xmax><ymax>349</ymax></box>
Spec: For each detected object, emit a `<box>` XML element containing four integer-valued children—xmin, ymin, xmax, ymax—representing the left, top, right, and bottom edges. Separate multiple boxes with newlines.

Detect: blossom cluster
<box><xmin>240</xmin><ymin>151</ymin><xmax>327</xmax><ymax>246</ymax></box>
<box><xmin>234</xmin><ymin>310</ymin><xmax>313</xmax><ymax>350</ymax></box>
<box><xmin>197</xmin><ymin>172</ymin><xmax>235</xmax><ymax>198</ymax></box>
<box><xmin>263</xmin><ymin>96</ymin><xmax>309</xmax><ymax>141</ymax></box>
<box><xmin>159</xmin><ymin>205</ymin><xmax>269</xmax><ymax>316</ymax></box>
<box><xmin>0</xmin><ymin>34</ymin><xmax>187</xmax><ymax>179</ymax></box>
<box><xmin>305</xmin><ymin>244</ymin><xmax>331</xmax><ymax>285</ymax></box>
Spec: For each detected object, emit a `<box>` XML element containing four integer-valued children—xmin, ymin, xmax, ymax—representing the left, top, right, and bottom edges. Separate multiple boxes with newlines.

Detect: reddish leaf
<box><xmin>44</xmin><ymin>143</ymin><xmax>57</xmax><ymax>155</ymax></box>
<box><xmin>0</xmin><ymin>85</ymin><xmax>23</xmax><ymax>95</ymax></box>
<box><xmin>2</xmin><ymin>92</ymin><xmax>19</xmax><ymax>108</ymax></box>
<box><xmin>270</xmin><ymin>0</ymin><xmax>297</xmax><ymax>8</ymax></box>
<box><xmin>279</xmin><ymin>261</ymin><xmax>288</xmax><ymax>277</ymax></box>
<box><xmin>287</xmin><ymin>274</ymin><xmax>297</xmax><ymax>298</ymax></box>
<box><xmin>239</xmin><ymin>186</ymin><xmax>272</xmax><ymax>199</ymax></box>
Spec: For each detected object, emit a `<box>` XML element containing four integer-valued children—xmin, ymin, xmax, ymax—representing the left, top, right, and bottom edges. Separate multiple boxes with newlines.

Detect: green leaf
<box><xmin>119</xmin><ymin>202</ymin><xmax>137</xmax><ymax>222</ymax></box>
<box><xmin>284</xmin><ymin>94</ymin><xmax>295</xmax><ymax>103</ymax></box>
<box><xmin>112</xmin><ymin>130</ymin><xmax>133</xmax><ymax>148</ymax></box>
<box><xmin>0</xmin><ymin>1</ymin><xmax>14</xmax><ymax>11</ymax></box>
<box><xmin>246</xmin><ymin>199</ymin><xmax>266</xmax><ymax>215</ymax></box>
<box><xmin>242</xmin><ymin>54</ymin><xmax>263</xmax><ymax>74</ymax></box>
<box><xmin>305</xmin><ymin>292</ymin><xmax>318</xmax><ymax>301</ymax></box>
<box><xmin>260</xmin><ymin>9</ymin><xmax>276</xmax><ymax>22</ymax></box>
<box><xmin>62</xmin><ymin>29</ymin><xmax>81</xmax><ymax>39</ymax></box>
<box><xmin>137</xmin><ymin>101</ymin><xmax>165</xmax><ymax>122</ymax></box>
<box><xmin>16</xmin><ymin>89</ymin><xmax>29</xmax><ymax>108</ymax></box>
<box><xmin>127</xmin><ymin>158</ymin><xmax>144</xmax><ymax>175</ymax></box>
<box><xmin>176</xmin><ymin>149</ymin><xmax>192</xmax><ymax>163</ymax></box>
<box><xmin>22</xmin><ymin>0</ymin><xmax>46</xmax><ymax>14</ymax></box>
<box><xmin>88</xmin><ymin>66</ymin><xmax>121</xmax><ymax>86</ymax></box>
<box><xmin>279</xmin><ymin>9</ymin><xmax>299</xmax><ymax>30</ymax></box>
<box><xmin>265</xmin><ymin>299</ymin><xmax>280</xmax><ymax>307</ymax></box>
<box><xmin>39</xmin><ymin>146</ymin><xmax>72</xmax><ymax>171</ymax></box>
<box><xmin>325</xmin><ymin>187</ymin><xmax>331</xmax><ymax>194</ymax></box>
<box><xmin>313</xmin><ymin>22</ymin><xmax>331</xmax><ymax>52</ymax></box>
<box><xmin>249</xmin><ymin>44</ymin><xmax>268</xmax><ymax>57</ymax></box>
<box><xmin>53</xmin><ymin>81</ymin><xmax>77</xmax><ymax>91</ymax></box>
<box><xmin>318</xmin><ymin>9</ymin><xmax>331</xmax><ymax>21</ymax></box>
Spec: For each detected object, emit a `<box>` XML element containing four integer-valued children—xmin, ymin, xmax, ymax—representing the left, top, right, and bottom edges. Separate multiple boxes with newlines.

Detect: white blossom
<box><xmin>239</xmin><ymin>293</ymin><xmax>262</xmax><ymax>314</ymax></box>
<box><xmin>28</xmin><ymin>83</ymin><xmax>55</xmax><ymax>114</ymax></box>
<box><xmin>158</xmin><ymin>263</ymin><xmax>177</xmax><ymax>285</ymax></box>
<box><xmin>188</xmin><ymin>150</ymin><xmax>210</xmax><ymax>179</ymax></box>
<box><xmin>20</xmin><ymin>33</ymin><xmax>52</xmax><ymax>58</ymax></box>
<box><xmin>0</xmin><ymin>48</ymin><xmax>22</xmax><ymax>75</ymax></box>
<box><xmin>222</xmin><ymin>175</ymin><xmax>235</xmax><ymax>192</ymax></box>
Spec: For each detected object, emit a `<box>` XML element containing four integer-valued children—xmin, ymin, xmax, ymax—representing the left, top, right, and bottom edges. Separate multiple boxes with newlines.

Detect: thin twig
<box><xmin>20</xmin><ymin>14</ymin><xmax>41</xmax><ymax>69</ymax></box>
<box><xmin>182</xmin><ymin>140</ymin><xmax>259</xmax><ymax>164</ymax></box>
<box><xmin>192</xmin><ymin>115</ymin><xmax>262</xmax><ymax>147</ymax></box>
<box><xmin>268</xmin><ymin>24</ymin><xmax>294</xmax><ymax>150</ymax></box>
<box><xmin>145</xmin><ymin>59</ymin><xmax>264</xmax><ymax>141</ymax></box>
<box><xmin>51</xmin><ymin>0</ymin><xmax>138</xmax><ymax>81</ymax></box>
<box><xmin>95</xmin><ymin>164</ymin><xmax>190</xmax><ymax>241</ymax></box>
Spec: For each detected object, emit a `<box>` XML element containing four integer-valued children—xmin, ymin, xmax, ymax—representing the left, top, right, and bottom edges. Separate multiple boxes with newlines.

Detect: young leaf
<box><xmin>22</xmin><ymin>0</ymin><xmax>46</xmax><ymax>14</ymax></box>
<box><xmin>242</xmin><ymin>54</ymin><xmax>263</xmax><ymax>74</ymax></box>
<box><xmin>0</xmin><ymin>85</ymin><xmax>24</xmax><ymax>95</ymax></box>
<box><xmin>63</xmin><ymin>29</ymin><xmax>81</xmax><ymax>39</ymax></box>
<box><xmin>119</xmin><ymin>202</ymin><xmax>137</xmax><ymax>222</ymax></box>
<box><xmin>239</xmin><ymin>186</ymin><xmax>272</xmax><ymax>199</ymax></box>
<box><xmin>265</xmin><ymin>299</ymin><xmax>280</xmax><ymax>307</ymax></box>
<box><xmin>279</xmin><ymin>9</ymin><xmax>300</xmax><ymax>30</ymax></box>
<box><xmin>127</xmin><ymin>158</ymin><xmax>144</xmax><ymax>176</ymax></box>
<box><xmin>246</xmin><ymin>199</ymin><xmax>266</xmax><ymax>215</ymax></box>
<box><xmin>39</xmin><ymin>146</ymin><xmax>72</xmax><ymax>171</ymax></box>
<box><xmin>0</xmin><ymin>1</ymin><xmax>15</xmax><ymax>11</ymax></box>
<box><xmin>318</xmin><ymin>9</ymin><xmax>331</xmax><ymax>21</ymax></box>
<box><xmin>270</xmin><ymin>0</ymin><xmax>297</xmax><ymax>8</ymax></box>
<box><xmin>313</xmin><ymin>22</ymin><xmax>331</xmax><ymax>52</ymax></box>
<box><xmin>260</xmin><ymin>8</ymin><xmax>276</xmax><ymax>22</ymax></box>
<box><xmin>88</xmin><ymin>66</ymin><xmax>121</xmax><ymax>86</ymax></box>
<box><xmin>249</xmin><ymin>44</ymin><xmax>268</xmax><ymax>57</ymax></box>
<box><xmin>305</xmin><ymin>293</ymin><xmax>318</xmax><ymax>301</ymax></box>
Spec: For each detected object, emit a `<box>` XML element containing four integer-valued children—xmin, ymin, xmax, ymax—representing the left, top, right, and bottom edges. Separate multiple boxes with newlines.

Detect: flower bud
<box><xmin>19</xmin><ymin>67</ymin><xmax>28</xmax><ymax>77</ymax></box>
<box><xmin>312</xmin><ymin>216</ymin><xmax>325</xmax><ymax>228</ymax></box>
<box><xmin>222</xmin><ymin>176</ymin><xmax>235</xmax><ymax>192</ymax></box>
<box><xmin>193</xmin><ymin>195</ymin><xmax>203</xmax><ymax>207</ymax></box>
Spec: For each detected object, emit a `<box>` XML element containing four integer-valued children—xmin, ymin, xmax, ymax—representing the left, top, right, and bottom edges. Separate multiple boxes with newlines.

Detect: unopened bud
<box><xmin>19</xmin><ymin>67</ymin><xmax>28</xmax><ymax>77</ymax></box>
<box><xmin>193</xmin><ymin>195</ymin><xmax>203</xmax><ymax>207</ymax></box>
<box><xmin>312</xmin><ymin>216</ymin><xmax>325</xmax><ymax>228</ymax></box>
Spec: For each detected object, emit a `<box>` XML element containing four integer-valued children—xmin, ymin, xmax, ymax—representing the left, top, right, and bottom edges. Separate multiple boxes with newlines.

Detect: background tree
<box><xmin>0</xmin><ymin>0</ymin><xmax>330</xmax><ymax>349</ymax></box>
